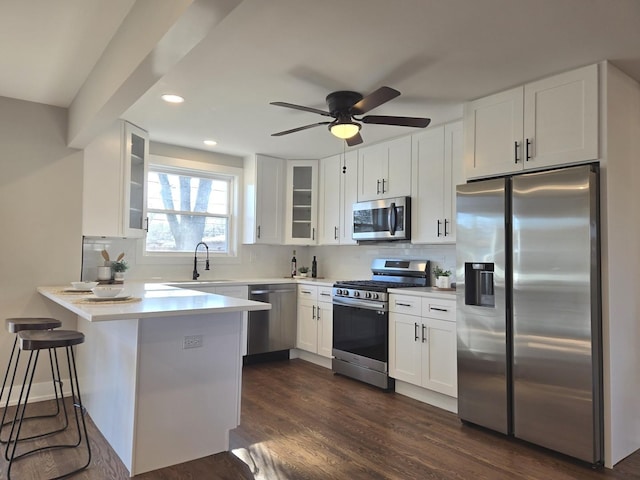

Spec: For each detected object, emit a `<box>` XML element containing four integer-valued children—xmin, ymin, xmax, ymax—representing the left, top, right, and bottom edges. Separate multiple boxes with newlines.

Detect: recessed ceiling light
<box><xmin>204</xmin><ymin>140</ymin><xmax>217</xmax><ymax>146</ymax></box>
<box><xmin>161</xmin><ymin>94</ymin><xmax>184</xmax><ymax>104</ymax></box>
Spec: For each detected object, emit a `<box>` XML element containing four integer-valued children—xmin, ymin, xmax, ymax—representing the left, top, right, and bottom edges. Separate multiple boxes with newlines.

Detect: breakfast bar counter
<box><xmin>38</xmin><ymin>283</ymin><xmax>271</xmax><ymax>477</ymax></box>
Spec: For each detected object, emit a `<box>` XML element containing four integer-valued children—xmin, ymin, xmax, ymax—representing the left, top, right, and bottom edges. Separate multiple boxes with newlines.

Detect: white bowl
<box><xmin>91</xmin><ymin>286</ymin><xmax>124</xmax><ymax>298</ymax></box>
<box><xmin>71</xmin><ymin>281</ymin><xmax>99</xmax><ymax>290</ymax></box>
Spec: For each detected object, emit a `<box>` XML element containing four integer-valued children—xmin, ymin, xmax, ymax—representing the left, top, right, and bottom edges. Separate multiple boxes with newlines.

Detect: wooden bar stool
<box><xmin>6</xmin><ymin>330</ymin><xmax>91</xmax><ymax>480</ymax></box>
<box><xmin>0</xmin><ymin>318</ymin><xmax>68</xmax><ymax>446</ymax></box>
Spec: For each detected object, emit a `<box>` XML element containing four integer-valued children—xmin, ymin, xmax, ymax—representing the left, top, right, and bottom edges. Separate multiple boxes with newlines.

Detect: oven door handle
<box><xmin>333</xmin><ymin>297</ymin><xmax>386</xmax><ymax>311</ymax></box>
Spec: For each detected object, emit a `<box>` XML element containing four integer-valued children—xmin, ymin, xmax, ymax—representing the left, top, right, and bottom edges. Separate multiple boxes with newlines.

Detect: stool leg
<box><xmin>0</xmin><ymin>337</ymin><xmax>19</xmax><ymax>443</ymax></box>
<box><xmin>1</xmin><ymin>347</ymin><xmax>70</xmax><ymax>446</ymax></box>
<box><xmin>6</xmin><ymin>346</ymin><xmax>91</xmax><ymax>480</ymax></box>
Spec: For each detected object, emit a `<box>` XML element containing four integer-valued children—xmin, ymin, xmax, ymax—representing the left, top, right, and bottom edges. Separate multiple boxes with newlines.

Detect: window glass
<box><xmin>146</xmin><ymin>169</ymin><xmax>232</xmax><ymax>254</ymax></box>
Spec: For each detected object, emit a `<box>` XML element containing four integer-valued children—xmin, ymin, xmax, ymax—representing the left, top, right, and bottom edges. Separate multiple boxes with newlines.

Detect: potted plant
<box><xmin>112</xmin><ymin>253</ymin><xmax>129</xmax><ymax>282</ymax></box>
<box><xmin>298</xmin><ymin>266</ymin><xmax>309</xmax><ymax>278</ymax></box>
<box><xmin>433</xmin><ymin>266</ymin><xmax>452</xmax><ymax>289</ymax></box>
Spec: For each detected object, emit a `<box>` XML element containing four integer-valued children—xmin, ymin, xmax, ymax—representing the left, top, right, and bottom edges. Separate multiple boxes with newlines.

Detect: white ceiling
<box><xmin>3</xmin><ymin>0</ymin><xmax>640</xmax><ymax>159</ymax></box>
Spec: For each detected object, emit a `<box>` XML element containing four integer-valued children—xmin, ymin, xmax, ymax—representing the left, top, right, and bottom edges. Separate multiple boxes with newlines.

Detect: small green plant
<box><xmin>112</xmin><ymin>252</ymin><xmax>129</xmax><ymax>272</ymax></box>
<box><xmin>298</xmin><ymin>266</ymin><xmax>309</xmax><ymax>274</ymax></box>
<box><xmin>433</xmin><ymin>266</ymin><xmax>451</xmax><ymax>277</ymax></box>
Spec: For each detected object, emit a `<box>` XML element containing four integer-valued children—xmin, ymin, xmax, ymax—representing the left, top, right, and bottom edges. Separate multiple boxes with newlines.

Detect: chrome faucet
<box><xmin>192</xmin><ymin>242</ymin><xmax>210</xmax><ymax>280</ymax></box>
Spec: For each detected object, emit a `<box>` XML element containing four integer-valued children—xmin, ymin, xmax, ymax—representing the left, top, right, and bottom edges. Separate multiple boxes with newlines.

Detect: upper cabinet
<box><xmin>464</xmin><ymin>64</ymin><xmax>598</xmax><ymax>179</ymax></box>
<box><xmin>243</xmin><ymin>154</ymin><xmax>285</xmax><ymax>245</ymax></box>
<box><xmin>285</xmin><ymin>160</ymin><xmax>318</xmax><ymax>245</ymax></box>
<box><xmin>411</xmin><ymin>121</ymin><xmax>463</xmax><ymax>244</ymax></box>
<box><xmin>318</xmin><ymin>151</ymin><xmax>358</xmax><ymax>245</ymax></box>
<box><xmin>83</xmin><ymin>120</ymin><xmax>149</xmax><ymax>238</ymax></box>
<box><xmin>358</xmin><ymin>136</ymin><xmax>411</xmax><ymax>201</ymax></box>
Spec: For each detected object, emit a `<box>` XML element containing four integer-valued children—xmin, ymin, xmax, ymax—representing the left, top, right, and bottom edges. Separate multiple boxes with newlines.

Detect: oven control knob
<box><xmin>353</xmin><ymin>291</ymin><xmax>360</xmax><ymax>297</ymax></box>
<box><xmin>372</xmin><ymin>293</ymin><xmax>379</xmax><ymax>300</ymax></box>
<box><xmin>365</xmin><ymin>292</ymin><xmax>371</xmax><ymax>299</ymax></box>
<box><xmin>336</xmin><ymin>289</ymin><xmax>343</xmax><ymax>295</ymax></box>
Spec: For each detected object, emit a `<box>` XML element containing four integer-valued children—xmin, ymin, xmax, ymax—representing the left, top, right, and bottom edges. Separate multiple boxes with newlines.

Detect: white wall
<box><xmin>0</xmin><ymin>96</ymin><xmax>83</xmax><ymax>390</ymax></box>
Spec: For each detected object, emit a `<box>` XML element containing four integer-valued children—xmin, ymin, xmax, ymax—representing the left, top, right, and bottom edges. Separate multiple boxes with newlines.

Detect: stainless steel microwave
<box><xmin>352</xmin><ymin>197</ymin><xmax>411</xmax><ymax>241</ymax></box>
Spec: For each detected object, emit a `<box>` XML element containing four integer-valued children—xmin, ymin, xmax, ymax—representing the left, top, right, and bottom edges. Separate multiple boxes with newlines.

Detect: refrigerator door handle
<box><xmin>388</xmin><ymin>203</ymin><xmax>397</xmax><ymax>236</ymax></box>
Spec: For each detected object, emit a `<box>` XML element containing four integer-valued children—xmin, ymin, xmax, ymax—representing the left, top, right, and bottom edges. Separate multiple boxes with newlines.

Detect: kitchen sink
<box><xmin>166</xmin><ymin>280</ymin><xmax>233</xmax><ymax>287</ymax></box>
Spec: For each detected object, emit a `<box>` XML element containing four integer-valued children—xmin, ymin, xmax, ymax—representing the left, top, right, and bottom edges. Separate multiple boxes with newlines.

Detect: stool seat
<box><xmin>6</xmin><ymin>318</ymin><xmax>62</xmax><ymax>333</ymax></box>
<box><xmin>18</xmin><ymin>330</ymin><xmax>84</xmax><ymax>351</ymax></box>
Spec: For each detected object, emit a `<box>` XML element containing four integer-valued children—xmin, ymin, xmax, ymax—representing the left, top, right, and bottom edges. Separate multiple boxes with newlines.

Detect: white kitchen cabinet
<box><xmin>296</xmin><ymin>285</ymin><xmax>333</xmax><ymax>358</ymax></box>
<box><xmin>243</xmin><ymin>154</ymin><xmax>285</xmax><ymax>244</ymax></box>
<box><xmin>285</xmin><ymin>160</ymin><xmax>318</xmax><ymax>245</ymax></box>
<box><xmin>358</xmin><ymin>136</ymin><xmax>411</xmax><ymax>201</ymax></box>
<box><xmin>464</xmin><ymin>64</ymin><xmax>598</xmax><ymax>179</ymax></box>
<box><xmin>411</xmin><ymin>121</ymin><xmax>463</xmax><ymax>244</ymax></box>
<box><xmin>83</xmin><ymin>120</ymin><xmax>149</xmax><ymax>238</ymax></box>
<box><xmin>389</xmin><ymin>293</ymin><xmax>457</xmax><ymax>397</ymax></box>
<box><xmin>318</xmin><ymin>151</ymin><xmax>358</xmax><ymax>245</ymax></box>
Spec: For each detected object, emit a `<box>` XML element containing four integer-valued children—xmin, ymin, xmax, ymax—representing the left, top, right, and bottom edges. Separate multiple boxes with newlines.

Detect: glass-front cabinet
<box><xmin>123</xmin><ymin>122</ymin><xmax>149</xmax><ymax>236</ymax></box>
<box><xmin>285</xmin><ymin>160</ymin><xmax>318</xmax><ymax>244</ymax></box>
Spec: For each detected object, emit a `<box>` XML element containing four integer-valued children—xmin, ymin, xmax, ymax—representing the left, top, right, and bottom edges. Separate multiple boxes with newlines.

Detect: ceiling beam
<box><xmin>67</xmin><ymin>0</ymin><xmax>243</xmax><ymax>148</ymax></box>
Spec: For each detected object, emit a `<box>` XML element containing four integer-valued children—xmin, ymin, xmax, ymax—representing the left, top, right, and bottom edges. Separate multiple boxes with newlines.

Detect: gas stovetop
<box><xmin>334</xmin><ymin>279</ymin><xmax>426</xmax><ymax>293</ymax></box>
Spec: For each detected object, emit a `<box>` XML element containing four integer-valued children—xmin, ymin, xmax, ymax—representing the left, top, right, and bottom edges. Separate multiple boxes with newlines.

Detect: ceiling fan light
<box><xmin>330</xmin><ymin>121</ymin><xmax>361</xmax><ymax>139</ymax></box>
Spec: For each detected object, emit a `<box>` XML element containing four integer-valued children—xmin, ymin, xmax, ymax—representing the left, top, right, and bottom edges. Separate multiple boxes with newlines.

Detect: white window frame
<box><xmin>138</xmin><ymin>154</ymin><xmax>242</xmax><ymax>266</ymax></box>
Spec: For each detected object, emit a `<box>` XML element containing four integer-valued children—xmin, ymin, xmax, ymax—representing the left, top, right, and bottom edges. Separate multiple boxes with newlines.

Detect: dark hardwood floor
<box><xmin>1</xmin><ymin>359</ymin><xmax>639</xmax><ymax>479</ymax></box>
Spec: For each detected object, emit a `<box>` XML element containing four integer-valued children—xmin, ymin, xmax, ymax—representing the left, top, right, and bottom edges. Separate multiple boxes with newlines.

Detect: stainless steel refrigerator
<box><xmin>456</xmin><ymin>164</ymin><xmax>603</xmax><ymax>465</ymax></box>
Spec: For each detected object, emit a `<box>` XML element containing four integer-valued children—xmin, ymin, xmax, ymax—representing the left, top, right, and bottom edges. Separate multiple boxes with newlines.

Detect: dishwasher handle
<box><xmin>250</xmin><ymin>289</ymin><xmax>297</xmax><ymax>295</ymax></box>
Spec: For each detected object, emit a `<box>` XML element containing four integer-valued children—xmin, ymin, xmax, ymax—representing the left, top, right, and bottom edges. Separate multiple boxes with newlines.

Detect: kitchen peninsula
<box><xmin>38</xmin><ymin>283</ymin><xmax>271</xmax><ymax>477</ymax></box>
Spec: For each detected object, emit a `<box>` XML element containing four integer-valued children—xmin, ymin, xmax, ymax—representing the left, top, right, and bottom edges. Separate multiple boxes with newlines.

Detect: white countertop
<box><xmin>38</xmin><ymin>282</ymin><xmax>271</xmax><ymax>322</ymax></box>
<box><xmin>388</xmin><ymin>286</ymin><xmax>457</xmax><ymax>300</ymax></box>
<box><xmin>163</xmin><ymin>277</ymin><xmax>340</xmax><ymax>288</ymax></box>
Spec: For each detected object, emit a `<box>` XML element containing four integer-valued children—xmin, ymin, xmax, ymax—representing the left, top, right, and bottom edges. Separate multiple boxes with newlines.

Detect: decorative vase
<box><xmin>97</xmin><ymin>266</ymin><xmax>112</xmax><ymax>281</ymax></box>
<box><xmin>114</xmin><ymin>272</ymin><xmax>125</xmax><ymax>282</ymax></box>
<box><xmin>436</xmin><ymin>276</ymin><xmax>450</xmax><ymax>289</ymax></box>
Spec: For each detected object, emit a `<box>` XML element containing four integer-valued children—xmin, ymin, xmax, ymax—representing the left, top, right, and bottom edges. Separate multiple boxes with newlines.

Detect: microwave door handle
<box><xmin>388</xmin><ymin>202</ymin><xmax>397</xmax><ymax>236</ymax></box>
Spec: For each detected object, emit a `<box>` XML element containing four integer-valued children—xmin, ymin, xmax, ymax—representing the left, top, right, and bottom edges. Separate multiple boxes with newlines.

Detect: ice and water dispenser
<box><xmin>465</xmin><ymin>263</ymin><xmax>495</xmax><ymax>307</ymax></box>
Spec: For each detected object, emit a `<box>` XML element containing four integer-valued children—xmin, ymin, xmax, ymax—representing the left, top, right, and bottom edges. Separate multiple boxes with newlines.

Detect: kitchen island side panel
<box><xmin>134</xmin><ymin>312</ymin><xmax>243</xmax><ymax>475</ymax></box>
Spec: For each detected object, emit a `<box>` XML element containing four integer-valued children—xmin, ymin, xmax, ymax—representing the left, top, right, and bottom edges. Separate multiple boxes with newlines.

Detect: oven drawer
<box><xmin>422</xmin><ymin>298</ymin><xmax>456</xmax><ymax>322</ymax></box>
<box><xmin>389</xmin><ymin>294</ymin><xmax>421</xmax><ymax>316</ymax></box>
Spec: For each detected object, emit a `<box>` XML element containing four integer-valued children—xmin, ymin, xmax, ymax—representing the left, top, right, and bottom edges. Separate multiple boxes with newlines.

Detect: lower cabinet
<box><xmin>389</xmin><ymin>294</ymin><xmax>457</xmax><ymax>397</ymax></box>
<box><xmin>296</xmin><ymin>285</ymin><xmax>333</xmax><ymax>358</ymax></box>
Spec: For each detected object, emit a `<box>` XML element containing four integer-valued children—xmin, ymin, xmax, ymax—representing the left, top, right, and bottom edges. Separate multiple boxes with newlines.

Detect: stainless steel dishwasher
<box><xmin>247</xmin><ymin>284</ymin><xmax>297</xmax><ymax>361</ymax></box>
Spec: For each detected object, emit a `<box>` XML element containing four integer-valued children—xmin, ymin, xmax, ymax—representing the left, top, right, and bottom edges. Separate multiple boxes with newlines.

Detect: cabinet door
<box><xmin>317</xmin><ymin>301</ymin><xmax>333</xmax><ymax>358</ymax></box>
<box><xmin>389</xmin><ymin>312</ymin><xmax>422</xmax><ymax>386</ymax></box>
<box><xmin>246</xmin><ymin>155</ymin><xmax>285</xmax><ymax>244</ymax></box>
<box><xmin>122</xmin><ymin>122</ymin><xmax>149</xmax><ymax>237</ymax></box>
<box><xmin>411</xmin><ymin>126</ymin><xmax>445</xmax><ymax>244</ymax></box>
<box><xmin>358</xmin><ymin>142</ymin><xmax>387</xmax><ymax>201</ymax></box>
<box><xmin>444</xmin><ymin>121</ymin><xmax>464</xmax><ymax>242</ymax></box>
<box><xmin>318</xmin><ymin>155</ymin><xmax>341</xmax><ymax>245</ymax></box>
<box><xmin>523</xmin><ymin>63</ymin><xmax>598</xmax><ymax>169</ymax></box>
<box><xmin>339</xmin><ymin>151</ymin><xmax>358</xmax><ymax>245</ymax></box>
<box><xmin>385</xmin><ymin>136</ymin><xmax>412</xmax><ymax>198</ymax></box>
<box><xmin>296</xmin><ymin>297</ymin><xmax>318</xmax><ymax>353</ymax></box>
<box><xmin>421</xmin><ymin>318</ymin><xmax>457</xmax><ymax>397</ymax></box>
<box><xmin>463</xmin><ymin>86</ymin><xmax>524</xmax><ymax>179</ymax></box>
<box><xmin>286</xmin><ymin>160</ymin><xmax>318</xmax><ymax>244</ymax></box>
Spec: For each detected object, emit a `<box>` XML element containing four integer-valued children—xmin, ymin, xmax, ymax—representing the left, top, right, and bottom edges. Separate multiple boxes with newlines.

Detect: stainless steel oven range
<box><xmin>332</xmin><ymin>258</ymin><xmax>430</xmax><ymax>390</ymax></box>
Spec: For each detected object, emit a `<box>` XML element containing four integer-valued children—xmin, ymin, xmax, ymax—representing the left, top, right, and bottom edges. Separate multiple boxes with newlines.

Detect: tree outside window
<box><xmin>146</xmin><ymin>168</ymin><xmax>232</xmax><ymax>253</ymax></box>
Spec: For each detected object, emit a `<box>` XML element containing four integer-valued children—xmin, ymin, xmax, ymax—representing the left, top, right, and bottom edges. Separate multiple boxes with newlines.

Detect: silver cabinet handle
<box><xmin>444</xmin><ymin>219</ymin><xmax>449</xmax><ymax>237</ymax></box>
<box><xmin>382</xmin><ymin>178</ymin><xmax>387</xmax><ymax>193</ymax></box>
<box><xmin>316</xmin><ymin>305</ymin><xmax>320</xmax><ymax>320</ymax></box>
<box><xmin>144</xmin><ymin>217</ymin><xmax>149</xmax><ymax>232</ymax></box>
<box><xmin>514</xmin><ymin>141</ymin><xmax>520</xmax><ymax>164</ymax></box>
<box><xmin>320</xmin><ymin>292</ymin><xmax>331</xmax><ymax>297</ymax></box>
<box><xmin>334</xmin><ymin>226</ymin><xmax>338</xmax><ymax>240</ymax></box>
<box><xmin>376</xmin><ymin>179</ymin><xmax>381</xmax><ymax>194</ymax></box>
<box><xmin>526</xmin><ymin>138</ymin><xmax>532</xmax><ymax>161</ymax></box>
<box><xmin>395</xmin><ymin>302</ymin><xmax>413</xmax><ymax>307</ymax></box>
<box><xmin>430</xmin><ymin>307</ymin><xmax>448</xmax><ymax>312</ymax></box>
<box><xmin>300</xmin><ymin>289</ymin><xmax>313</xmax><ymax>295</ymax></box>
<box><xmin>312</xmin><ymin>305</ymin><xmax>316</xmax><ymax>319</ymax></box>
<box><xmin>414</xmin><ymin>322</ymin><xmax>419</xmax><ymax>342</ymax></box>
<box><xmin>422</xmin><ymin>324</ymin><xmax>427</xmax><ymax>343</ymax></box>
<box><xmin>312</xmin><ymin>227</ymin><xmax>315</xmax><ymax>241</ymax></box>
<box><xmin>257</xmin><ymin>225</ymin><xmax>261</xmax><ymax>239</ymax></box>
<box><xmin>437</xmin><ymin>219</ymin><xmax>442</xmax><ymax>237</ymax></box>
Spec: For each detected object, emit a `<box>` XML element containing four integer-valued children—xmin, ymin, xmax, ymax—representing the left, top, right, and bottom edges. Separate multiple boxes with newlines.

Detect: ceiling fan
<box><xmin>270</xmin><ymin>86</ymin><xmax>431</xmax><ymax>146</ymax></box>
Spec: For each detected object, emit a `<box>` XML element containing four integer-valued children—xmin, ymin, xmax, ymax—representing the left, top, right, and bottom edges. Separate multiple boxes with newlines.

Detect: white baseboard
<box><xmin>290</xmin><ymin>349</ymin><xmax>332</xmax><ymax>369</ymax></box>
<box><xmin>394</xmin><ymin>380</ymin><xmax>458</xmax><ymax>414</ymax></box>
<box><xmin>2</xmin><ymin>380</ymin><xmax>72</xmax><ymax>407</ymax></box>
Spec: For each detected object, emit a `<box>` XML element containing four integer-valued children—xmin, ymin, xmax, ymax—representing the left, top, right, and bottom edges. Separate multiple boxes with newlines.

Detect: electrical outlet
<box><xmin>183</xmin><ymin>335</ymin><xmax>203</xmax><ymax>349</ymax></box>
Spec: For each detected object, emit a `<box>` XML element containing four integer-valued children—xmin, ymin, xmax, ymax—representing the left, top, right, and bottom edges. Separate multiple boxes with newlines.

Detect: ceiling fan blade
<box><xmin>362</xmin><ymin>115</ymin><xmax>431</xmax><ymax>128</ymax></box>
<box><xmin>346</xmin><ymin>132</ymin><xmax>363</xmax><ymax>147</ymax></box>
<box><xmin>350</xmin><ymin>86</ymin><xmax>400</xmax><ymax>115</ymax></box>
<box><xmin>271</xmin><ymin>122</ymin><xmax>331</xmax><ymax>137</ymax></box>
<box><xmin>270</xmin><ymin>101</ymin><xmax>332</xmax><ymax>117</ymax></box>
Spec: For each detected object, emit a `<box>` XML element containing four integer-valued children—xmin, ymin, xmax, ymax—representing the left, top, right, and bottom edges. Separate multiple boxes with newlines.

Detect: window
<box><xmin>145</xmin><ymin>165</ymin><xmax>235</xmax><ymax>255</ymax></box>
